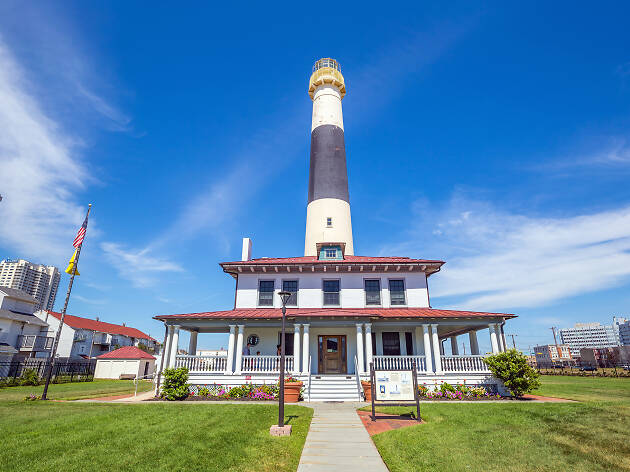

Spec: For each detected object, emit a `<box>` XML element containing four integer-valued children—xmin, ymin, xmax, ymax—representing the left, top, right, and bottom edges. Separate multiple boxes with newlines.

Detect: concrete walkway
<box><xmin>297</xmin><ymin>402</ymin><xmax>388</xmax><ymax>472</ymax></box>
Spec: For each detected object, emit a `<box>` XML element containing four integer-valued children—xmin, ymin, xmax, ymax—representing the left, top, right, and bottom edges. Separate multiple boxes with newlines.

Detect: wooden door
<box><xmin>318</xmin><ymin>335</ymin><xmax>347</xmax><ymax>374</ymax></box>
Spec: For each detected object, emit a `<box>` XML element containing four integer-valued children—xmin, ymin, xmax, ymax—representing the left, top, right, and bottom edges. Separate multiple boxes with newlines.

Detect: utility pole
<box><xmin>506</xmin><ymin>334</ymin><xmax>518</xmax><ymax>349</ymax></box>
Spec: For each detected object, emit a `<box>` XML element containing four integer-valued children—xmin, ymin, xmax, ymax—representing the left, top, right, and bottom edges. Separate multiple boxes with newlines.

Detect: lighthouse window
<box><xmin>364</xmin><ymin>280</ymin><xmax>381</xmax><ymax>305</ymax></box>
<box><xmin>323</xmin><ymin>280</ymin><xmax>340</xmax><ymax>306</ymax></box>
<box><xmin>258</xmin><ymin>280</ymin><xmax>275</xmax><ymax>306</ymax></box>
<box><xmin>326</xmin><ymin>217</ymin><xmax>332</xmax><ymax>227</ymax></box>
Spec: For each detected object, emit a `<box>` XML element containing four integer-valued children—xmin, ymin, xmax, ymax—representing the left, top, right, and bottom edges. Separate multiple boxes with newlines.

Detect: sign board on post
<box><xmin>370</xmin><ymin>362</ymin><xmax>421</xmax><ymax>422</ymax></box>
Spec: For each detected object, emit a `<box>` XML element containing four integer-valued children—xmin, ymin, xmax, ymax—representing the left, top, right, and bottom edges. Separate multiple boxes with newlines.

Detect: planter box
<box><xmin>361</xmin><ymin>381</ymin><xmax>372</xmax><ymax>402</ymax></box>
<box><xmin>284</xmin><ymin>381</ymin><xmax>303</xmax><ymax>402</ymax></box>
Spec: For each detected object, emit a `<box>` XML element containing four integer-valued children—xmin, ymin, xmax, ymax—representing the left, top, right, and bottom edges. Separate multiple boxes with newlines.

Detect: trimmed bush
<box><xmin>19</xmin><ymin>369</ymin><xmax>40</xmax><ymax>386</ymax></box>
<box><xmin>484</xmin><ymin>349</ymin><xmax>541</xmax><ymax>397</ymax></box>
<box><xmin>161</xmin><ymin>367</ymin><xmax>189</xmax><ymax>400</ymax></box>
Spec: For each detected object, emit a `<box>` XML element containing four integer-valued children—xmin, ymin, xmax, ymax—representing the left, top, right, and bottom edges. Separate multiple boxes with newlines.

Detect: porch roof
<box><xmin>154</xmin><ymin>307</ymin><xmax>516</xmax><ymax>321</ymax></box>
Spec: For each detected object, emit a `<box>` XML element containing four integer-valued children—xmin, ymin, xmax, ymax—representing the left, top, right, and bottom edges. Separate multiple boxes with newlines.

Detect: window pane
<box><xmin>364</xmin><ymin>280</ymin><xmax>381</xmax><ymax>305</ymax></box>
<box><xmin>389</xmin><ymin>279</ymin><xmax>406</xmax><ymax>305</ymax></box>
<box><xmin>323</xmin><ymin>280</ymin><xmax>340</xmax><ymax>292</ymax></box>
<box><xmin>323</xmin><ymin>292</ymin><xmax>340</xmax><ymax>306</ymax></box>
<box><xmin>282</xmin><ymin>280</ymin><xmax>298</xmax><ymax>306</ymax></box>
<box><xmin>259</xmin><ymin>281</ymin><xmax>274</xmax><ymax>306</ymax></box>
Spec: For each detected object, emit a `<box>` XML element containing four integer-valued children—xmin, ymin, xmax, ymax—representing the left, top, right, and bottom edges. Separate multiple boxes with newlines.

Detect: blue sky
<box><xmin>1</xmin><ymin>1</ymin><xmax>630</xmax><ymax>352</ymax></box>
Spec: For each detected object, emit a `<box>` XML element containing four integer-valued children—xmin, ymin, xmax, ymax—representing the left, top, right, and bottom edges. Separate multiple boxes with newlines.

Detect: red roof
<box><xmin>46</xmin><ymin>311</ymin><xmax>156</xmax><ymax>341</ymax></box>
<box><xmin>221</xmin><ymin>256</ymin><xmax>444</xmax><ymax>265</ymax></box>
<box><xmin>155</xmin><ymin>307</ymin><xmax>515</xmax><ymax>320</ymax></box>
<box><xmin>97</xmin><ymin>346</ymin><xmax>155</xmax><ymax>360</ymax></box>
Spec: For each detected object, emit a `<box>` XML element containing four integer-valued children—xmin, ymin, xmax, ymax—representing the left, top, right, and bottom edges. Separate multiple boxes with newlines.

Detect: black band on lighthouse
<box><xmin>308</xmin><ymin>124</ymin><xmax>349</xmax><ymax>204</ymax></box>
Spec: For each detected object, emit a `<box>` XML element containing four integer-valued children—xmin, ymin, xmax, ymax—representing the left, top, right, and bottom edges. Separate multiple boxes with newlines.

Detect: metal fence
<box><xmin>0</xmin><ymin>359</ymin><xmax>95</xmax><ymax>382</ymax></box>
<box><xmin>536</xmin><ymin>365</ymin><xmax>630</xmax><ymax>378</ymax></box>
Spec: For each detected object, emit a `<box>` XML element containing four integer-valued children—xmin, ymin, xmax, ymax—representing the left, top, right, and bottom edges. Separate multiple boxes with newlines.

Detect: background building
<box><xmin>0</xmin><ymin>287</ymin><xmax>51</xmax><ymax>363</ymax></box>
<box><xmin>619</xmin><ymin>319</ymin><xmax>630</xmax><ymax>346</ymax></box>
<box><xmin>35</xmin><ymin>310</ymin><xmax>158</xmax><ymax>359</ymax></box>
<box><xmin>580</xmin><ymin>346</ymin><xmax>630</xmax><ymax>368</ymax></box>
<box><xmin>559</xmin><ymin>319</ymin><xmax>623</xmax><ymax>351</ymax></box>
<box><xmin>0</xmin><ymin>259</ymin><xmax>60</xmax><ymax>311</ymax></box>
<box><xmin>534</xmin><ymin>344</ymin><xmax>574</xmax><ymax>367</ymax></box>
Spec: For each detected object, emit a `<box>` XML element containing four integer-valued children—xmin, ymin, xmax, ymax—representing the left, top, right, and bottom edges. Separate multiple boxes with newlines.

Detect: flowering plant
<box><xmin>283</xmin><ymin>376</ymin><xmax>301</xmax><ymax>383</ymax></box>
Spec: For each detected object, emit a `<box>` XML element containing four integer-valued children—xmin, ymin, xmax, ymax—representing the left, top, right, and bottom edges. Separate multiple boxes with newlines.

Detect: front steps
<box><xmin>307</xmin><ymin>374</ymin><xmax>363</xmax><ymax>402</ymax></box>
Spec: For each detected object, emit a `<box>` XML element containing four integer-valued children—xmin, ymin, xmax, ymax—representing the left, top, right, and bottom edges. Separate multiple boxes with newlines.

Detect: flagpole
<box><xmin>41</xmin><ymin>204</ymin><xmax>92</xmax><ymax>400</ymax></box>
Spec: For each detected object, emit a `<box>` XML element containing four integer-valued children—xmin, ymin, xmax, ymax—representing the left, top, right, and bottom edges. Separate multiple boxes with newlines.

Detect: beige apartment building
<box><xmin>0</xmin><ymin>259</ymin><xmax>60</xmax><ymax>311</ymax></box>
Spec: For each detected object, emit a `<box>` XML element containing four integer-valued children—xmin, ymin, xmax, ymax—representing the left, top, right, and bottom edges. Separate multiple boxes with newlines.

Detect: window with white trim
<box><xmin>389</xmin><ymin>279</ymin><xmax>406</xmax><ymax>305</ymax></box>
<box><xmin>282</xmin><ymin>280</ymin><xmax>298</xmax><ymax>307</ymax></box>
<box><xmin>323</xmin><ymin>280</ymin><xmax>340</xmax><ymax>306</ymax></box>
<box><xmin>258</xmin><ymin>280</ymin><xmax>275</xmax><ymax>306</ymax></box>
<box><xmin>364</xmin><ymin>279</ymin><xmax>381</xmax><ymax>305</ymax></box>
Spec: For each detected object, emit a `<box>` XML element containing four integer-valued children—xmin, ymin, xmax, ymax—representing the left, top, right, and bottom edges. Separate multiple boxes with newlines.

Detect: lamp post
<box><xmin>277</xmin><ymin>290</ymin><xmax>291</xmax><ymax>428</ymax></box>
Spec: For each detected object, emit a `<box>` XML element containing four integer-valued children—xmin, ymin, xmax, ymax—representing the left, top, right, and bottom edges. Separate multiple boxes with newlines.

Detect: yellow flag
<box><xmin>65</xmin><ymin>249</ymin><xmax>80</xmax><ymax>276</ymax></box>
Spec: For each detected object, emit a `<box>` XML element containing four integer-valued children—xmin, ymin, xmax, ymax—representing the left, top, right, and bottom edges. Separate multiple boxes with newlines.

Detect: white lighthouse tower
<box><xmin>304</xmin><ymin>58</ymin><xmax>354</xmax><ymax>257</ymax></box>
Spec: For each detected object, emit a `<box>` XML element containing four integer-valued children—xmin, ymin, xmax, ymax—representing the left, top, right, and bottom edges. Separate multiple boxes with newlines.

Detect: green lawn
<box><xmin>0</xmin><ymin>379</ymin><xmax>153</xmax><ymax>401</ymax></box>
<box><xmin>0</xmin><ymin>402</ymin><xmax>312</xmax><ymax>472</ymax></box>
<box><xmin>365</xmin><ymin>376</ymin><xmax>630</xmax><ymax>472</ymax></box>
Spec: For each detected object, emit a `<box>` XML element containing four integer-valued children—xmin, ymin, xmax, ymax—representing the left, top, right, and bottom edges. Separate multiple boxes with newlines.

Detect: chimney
<box><xmin>241</xmin><ymin>237</ymin><xmax>252</xmax><ymax>261</ymax></box>
<box><xmin>95</xmin><ymin>317</ymin><xmax>99</xmax><ymax>322</ymax></box>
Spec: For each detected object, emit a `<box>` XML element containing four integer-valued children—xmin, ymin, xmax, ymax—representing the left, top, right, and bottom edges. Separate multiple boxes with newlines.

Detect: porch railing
<box><xmin>373</xmin><ymin>355</ymin><xmax>427</xmax><ymax>371</ymax></box>
<box><xmin>17</xmin><ymin>335</ymin><xmax>54</xmax><ymax>351</ymax></box>
<box><xmin>241</xmin><ymin>355</ymin><xmax>294</xmax><ymax>373</ymax></box>
<box><xmin>175</xmin><ymin>355</ymin><xmax>227</xmax><ymax>372</ymax></box>
<box><xmin>441</xmin><ymin>355</ymin><xmax>489</xmax><ymax>373</ymax></box>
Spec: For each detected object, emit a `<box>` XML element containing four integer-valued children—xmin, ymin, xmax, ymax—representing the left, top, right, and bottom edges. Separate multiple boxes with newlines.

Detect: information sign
<box><xmin>374</xmin><ymin>370</ymin><xmax>415</xmax><ymax>401</ymax></box>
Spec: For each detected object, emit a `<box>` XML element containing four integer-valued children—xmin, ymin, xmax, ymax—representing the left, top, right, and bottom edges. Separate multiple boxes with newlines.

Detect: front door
<box><xmin>318</xmin><ymin>335</ymin><xmax>347</xmax><ymax>374</ymax></box>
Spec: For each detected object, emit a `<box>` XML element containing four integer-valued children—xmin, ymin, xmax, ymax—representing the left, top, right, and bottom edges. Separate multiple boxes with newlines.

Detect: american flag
<box><xmin>73</xmin><ymin>215</ymin><xmax>88</xmax><ymax>248</ymax></box>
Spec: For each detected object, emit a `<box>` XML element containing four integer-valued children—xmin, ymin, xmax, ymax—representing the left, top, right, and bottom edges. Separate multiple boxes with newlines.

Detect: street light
<box><xmin>277</xmin><ymin>290</ymin><xmax>291</xmax><ymax>428</ymax></box>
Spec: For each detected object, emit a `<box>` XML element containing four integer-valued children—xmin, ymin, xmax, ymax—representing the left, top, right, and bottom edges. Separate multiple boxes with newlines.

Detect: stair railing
<box><xmin>354</xmin><ymin>355</ymin><xmax>362</xmax><ymax>401</ymax></box>
<box><xmin>307</xmin><ymin>355</ymin><xmax>312</xmax><ymax>402</ymax></box>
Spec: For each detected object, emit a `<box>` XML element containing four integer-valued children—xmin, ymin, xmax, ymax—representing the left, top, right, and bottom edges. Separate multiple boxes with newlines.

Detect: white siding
<box><xmin>235</xmin><ymin>272</ymin><xmax>429</xmax><ymax>309</ymax></box>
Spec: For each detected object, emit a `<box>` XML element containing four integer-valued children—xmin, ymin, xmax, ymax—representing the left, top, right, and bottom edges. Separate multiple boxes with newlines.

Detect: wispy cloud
<box><xmin>0</xmin><ymin>38</ymin><xmax>88</xmax><ymax>264</ymax></box>
<box><xmin>381</xmin><ymin>195</ymin><xmax>630</xmax><ymax>310</ymax></box>
<box><xmin>535</xmin><ymin>137</ymin><xmax>630</xmax><ymax>172</ymax></box>
<box><xmin>100</xmin><ymin>242</ymin><xmax>184</xmax><ymax>288</ymax></box>
<box><xmin>73</xmin><ymin>294</ymin><xmax>106</xmax><ymax>305</ymax></box>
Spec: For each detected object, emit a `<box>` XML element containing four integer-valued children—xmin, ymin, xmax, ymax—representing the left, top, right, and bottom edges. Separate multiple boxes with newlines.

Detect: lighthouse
<box><xmin>304</xmin><ymin>58</ymin><xmax>354</xmax><ymax>257</ymax></box>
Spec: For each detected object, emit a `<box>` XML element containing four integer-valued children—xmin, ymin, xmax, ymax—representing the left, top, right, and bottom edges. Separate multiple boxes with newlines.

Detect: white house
<box><xmin>0</xmin><ymin>287</ymin><xmax>51</xmax><ymax>363</ymax></box>
<box><xmin>36</xmin><ymin>310</ymin><xmax>158</xmax><ymax>359</ymax></box>
<box><xmin>154</xmin><ymin>58</ymin><xmax>516</xmax><ymax>400</ymax></box>
<box><xmin>94</xmin><ymin>346</ymin><xmax>156</xmax><ymax>379</ymax></box>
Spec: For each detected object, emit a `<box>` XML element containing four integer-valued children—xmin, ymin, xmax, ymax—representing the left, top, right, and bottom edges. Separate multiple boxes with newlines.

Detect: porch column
<box><xmin>163</xmin><ymin>325</ymin><xmax>174</xmax><ymax>368</ymax></box>
<box><xmin>431</xmin><ymin>324</ymin><xmax>442</xmax><ymax>374</ymax></box>
<box><xmin>302</xmin><ymin>324</ymin><xmax>310</xmax><ymax>373</ymax></box>
<box><xmin>422</xmin><ymin>324</ymin><xmax>433</xmax><ymax>373</ymax></box>
<box><xmin>450</xmin><ymin>336</ymin><xmax>459</xmax><ymax>355</ymax></box>
<box><xmin>188</xmin><ymin>331</ymin><xmax>198</xmax><ymax>355</ymax></box>
<box><xmin>168</xmin><ymin>325</ymin><xmax>180</xmax><ymax>368</ymax></box>
<box><xmin>356</xmin><ymin>323</ymin><xmax>365</xmax><ymax>374</ymax></box>
<box><xmin>439</xmin><ymin>340</ymin><xmax>445</xmax><ymax>356</ymax></box>
<box><xmin>469</xmin><ymin>330</ymin><xmax>480</xmax><ymax>355</ymax></box>
<box><xmin>226</xmin><ymin>325</ymin><xmax>236</xmax><ymax>373</ymax></box>
<box><xmin>489</xmin><ymin>324</ymin><xmax>499</xmax><ymax>354</ymax></box>
<box><xmin>235</xmin><ymin>324</ymin><xmax>245</xmax><ymax>374</ymax></box>
<box><xmin>293</xmin><ymin>324</ymin><xmax>301</xmax><ymax>374</ymax></box>
<box><xmin>365</xmin><ymin>323</ymin><xmax>373</xmax><ymax>372</ymax></box>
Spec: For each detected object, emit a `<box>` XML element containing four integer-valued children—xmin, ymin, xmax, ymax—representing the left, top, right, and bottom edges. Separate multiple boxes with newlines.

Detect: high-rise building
<box><xmin>559</xmin><ymin>319</ymin><xmax>622</xmax><ymax>351</ymax></box>
<box><xmin>619</xmin><ymin>319</ymin><xmax>630</xmax><ymax>346</ymax></box>
<box><xmin>0</xmin><ymin>259</ymin><xmax>60</xmax><ymax>310</ymax></box>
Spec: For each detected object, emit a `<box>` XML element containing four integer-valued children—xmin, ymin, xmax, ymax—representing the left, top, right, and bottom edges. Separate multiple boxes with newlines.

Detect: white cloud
<box><xmin>382</xmin><ymin>197</ymin><xmax>630</xmax><ymax>310</ymax></box>
<box><xmin>0</xmin><ymin>39</ymin><xmax>88</xmax><ymax>264</ymax></box>
<box><xmin>100</xmin><ymin>242</ymin><xmax>184</xmax><ymax>288</ymax></box>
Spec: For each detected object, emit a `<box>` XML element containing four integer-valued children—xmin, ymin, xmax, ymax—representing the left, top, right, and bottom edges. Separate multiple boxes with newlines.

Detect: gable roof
<box><xmin>0</xmin><ymin>287</ymin><xmax>37</xmax><ymax>304</ymax></box>
<box><xmin>154</xmin><ymin>307</ymin><xmax>516</xmax><ymax>321</ymax></box>
<box><xmin>97</xmin><ymin>346</ymin><xmax>155</xmax><ymax>360</ymax></box>
<box><xmin>45</xmin><ymin>311</ymin><xmax>156</xmax><ymax>341</ymax></box>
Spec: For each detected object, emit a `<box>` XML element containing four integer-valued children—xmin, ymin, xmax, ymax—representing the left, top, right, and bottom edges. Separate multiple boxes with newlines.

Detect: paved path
<box><xmin>297</xmin><ymin>402</ymin><xmax>388</xmax><ymax>472</ymax></box>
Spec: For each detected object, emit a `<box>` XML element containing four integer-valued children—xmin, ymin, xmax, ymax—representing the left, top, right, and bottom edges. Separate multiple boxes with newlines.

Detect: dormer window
<box><xmin>319</xmin><ymin>245</ymin><xmax>342</xmax><ymax>260</ymax></box>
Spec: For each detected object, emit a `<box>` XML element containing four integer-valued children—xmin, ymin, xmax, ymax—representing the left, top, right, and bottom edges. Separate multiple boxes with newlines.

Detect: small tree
<box><xmin>161</xmin><ymin>367</ymin><xmax>189</xmax><ymax>400</ymax></box>
<box><xmin>484</xmin><ymin>349</ymin><xmax>541</xmax><ymax>397</ymax></box>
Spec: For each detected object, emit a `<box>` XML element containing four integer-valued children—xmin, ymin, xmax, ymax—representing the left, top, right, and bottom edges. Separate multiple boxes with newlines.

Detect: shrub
<box><xmin>161</xmin><ymin>367</ymin><xmax>189</xmax><ymax>400</ymax></box>
<box><xmin>484</xmin><ymin>349</ymin><xmax>541</xmax><ymax>397</ymax></box>
<box><xmin>469</xmin><ymin>386</ymin><xmax>488</xmax><ymax>398</ymax></box>
<box><xmin>198</xmin><ymin>387</ymin><xmax>210</xmax><ymax>397</ymax></box>
<box><xmin>439</xmin><ymin>382</ymin><xmax>457</xmax><ymax>394</ymax></box>
<box><xmin>20</xmin><ymin>369</ymin><xmax>40</xmax><ymax>386</ymax></box>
